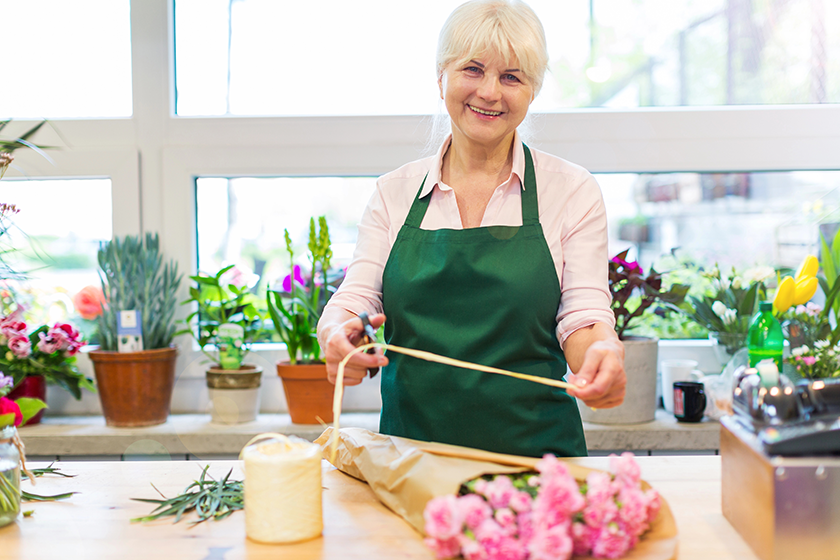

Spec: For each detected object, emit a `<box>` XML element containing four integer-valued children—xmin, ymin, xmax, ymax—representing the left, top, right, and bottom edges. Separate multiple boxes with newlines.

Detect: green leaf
<box><xmin>0</xmin><ymin>413</ymin><xmax>15</xmax><ymax>427</ymax></box>
<box><xmin>16</xmin><ymin>397</ymin><xmax>47</xmax><ymax>426</ymax></box>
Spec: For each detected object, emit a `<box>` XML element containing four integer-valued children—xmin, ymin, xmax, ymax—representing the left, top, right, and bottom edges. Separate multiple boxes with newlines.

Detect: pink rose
<box><xmin>508</xmin><ymin>490</ymin><xmax>533</xmax><ymax>513</ymax></box>
<box><xmin>458</xmin><ymin>493</ymin><xmax>492</xmax><ymax>530</ymax></box>
<box><xmin>476</xmin><ymin>521</ymin><xmax>527</xmax><ymax>560</ymax></box>
<box><xmin>8</xmin><ymin>334</ymin><xmax>31</xmax><ymax>358</ymax></box>
<box><xmin>532</xmin><ymin>470</ymin><xmax>585</xmax><ymax>528</ymax></box>
<box><xmin>802</xmin><ymin>356</ymin><xmax>817</xmax><ymax>366</ymax></box>
<box><xmin>493</xmin><ymin>507</ymin><xmax>518</xmax><ymax>535</ymax></box>
<box><xmin>72</xmin><ymin>286</ymin><xmax>106</xmax><ymax>320</ymax></box>
<box><xmin>424</xmin><ymin>495</ymin><xmax>463</xmax><ymax>540</ymax></box>
<box><xmin>0</xmin><ymin>396</ymin><xmax>22</xmax><ymax>427</ymax></box>
<box><xmin>459</xmin><ymin>535</ymin><xmax>488</xmax><ymax>560</ymax></box>
<box><xmin>572</xmin><ymin>521</ymin><xmax>597</xmax><ymax>556</ymax></box>
<box><xmin>483</xmin><ymin>475</ymin><xmax>516</xmax><ymax>509</ymax></box>
<box><xmin>617</xmin><ymin>486</ymin><xmax>649</xmax><ymax>536</ymax></box>
<box><xmin>610</xmin><ymin>452</ymin><xmax>641</xmax><ymax>486</ymax></box>
<box><xmin>424</xmin><ymin>536</ymin><xmax>461</xmax><ymax>559</ymax></box>
<box><xmin>527</xmin><ymin>524</ymin><xmax>574</xmax><ymax>560</ymax></box>
<box><xmin>591</xmin><ymin>522</ymin><xmax>632</xmax><ymax>559</ymax></box>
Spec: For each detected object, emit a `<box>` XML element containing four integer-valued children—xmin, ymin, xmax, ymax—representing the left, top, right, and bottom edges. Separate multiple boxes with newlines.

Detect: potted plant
<box><xmin>0</xmin><ymin>310</ymin><xmax>94</xmax><ymax>425</ymax></box>
<box><xmin>177</xmin><ymin>265</ymin><xmax>264</xmax><ymax>424</ymax></box>
<box><xmin>579</xmin><ymin>250</ymin><xmax>688</xmax><ymax>424</ymax></box>
<box><xmin>267</xmin><ymin>216</ymin><xmax>343</xmax><ymax>424</ymax></box>
<box><xmin>88</xmin><ymin>233</ymin><xmax>182</xmax><ymax>427</ymax></box>
<box><xmin>685</xmin><ymin>264</ymin><xmax>769</xmax><ymax>366</ymax></box>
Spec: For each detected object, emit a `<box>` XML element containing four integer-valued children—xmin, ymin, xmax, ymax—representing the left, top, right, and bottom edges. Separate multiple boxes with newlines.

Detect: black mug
<box><xmin>673</xmin><ymin>381</ymin><xmax>706</xmax><ymax>422</ymax></box>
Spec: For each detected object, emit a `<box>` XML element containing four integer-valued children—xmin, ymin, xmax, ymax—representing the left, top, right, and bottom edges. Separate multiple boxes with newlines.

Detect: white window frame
<box><xmin>5</xmin><ymin>0</ymin><xmax>840</xmax><ymax>409</ymax></box>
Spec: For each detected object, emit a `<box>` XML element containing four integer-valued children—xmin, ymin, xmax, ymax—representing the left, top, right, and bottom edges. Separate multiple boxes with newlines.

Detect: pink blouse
<box><xmin>326</xmin><ymin>133</ymin><xmax>615</xmax><ymax>349</ymax></box>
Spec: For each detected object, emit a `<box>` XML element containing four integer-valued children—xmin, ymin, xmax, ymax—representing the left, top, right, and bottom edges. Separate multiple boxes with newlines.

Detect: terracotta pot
<box><xmin>205</xmin><ymin>364</ymin><xmax>263</xmax><ymax>424</ymax></box>
<box><xmin>88</xmin><ymin>347</ymin><xmax>178</xmax><ymax>427</ymax></box>
<box><xmin>8</xmin><ymin>375</ymin><xmax>47</xmax><ymax>425</ymax></box>
<box><xmin>276</xmin><ymin>362</ymin><xmax>334</xmax><ymax>424</ymax></box>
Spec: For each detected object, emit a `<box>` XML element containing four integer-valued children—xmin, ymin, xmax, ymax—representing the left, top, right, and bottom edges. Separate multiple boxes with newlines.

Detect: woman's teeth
<box><xmin>469</xmin><ymin>105</ymin><xmax>502</xmax><ymax>116</ymax></box>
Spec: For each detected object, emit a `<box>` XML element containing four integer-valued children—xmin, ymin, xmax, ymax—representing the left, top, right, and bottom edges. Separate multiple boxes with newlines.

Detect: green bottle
<box><xmin>747</xmin><ymin>301</ymin><xmax>784</xmax><ymax>375</ymax></box>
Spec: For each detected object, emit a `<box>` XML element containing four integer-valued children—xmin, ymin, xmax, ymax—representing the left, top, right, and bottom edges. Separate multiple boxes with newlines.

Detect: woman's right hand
<box><xmin>321</xmin><ymin>313</ymin><xmax>389</xmax><ymax>386</ymax></box>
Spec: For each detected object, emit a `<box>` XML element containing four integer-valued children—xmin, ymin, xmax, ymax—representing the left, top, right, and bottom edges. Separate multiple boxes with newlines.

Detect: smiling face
<box><xmin>439</xmin><ymin>52</ymin><xmax>534</xmax><ymax>152</ymax></box>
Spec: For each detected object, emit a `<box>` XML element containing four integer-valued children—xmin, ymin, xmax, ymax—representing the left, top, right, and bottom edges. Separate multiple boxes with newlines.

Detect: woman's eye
<box><xmin>464</xmin><ymin>66</ymin><xmax>483</xmax><ymax>74</ymax></box>
<box><xmin>503</xmin><ymin>74</ymin><xmax>521</xmax><ymax>83</ymax></box>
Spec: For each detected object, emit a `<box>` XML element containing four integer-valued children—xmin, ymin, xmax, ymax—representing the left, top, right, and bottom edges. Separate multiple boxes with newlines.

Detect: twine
<box><xmin>240</xmin><ymin>433</ymin><xmax>323</xmax><ymax>544</ymax></box>
<box><xmin>329</xmin><ymin>342</ymin><xmax>576</xmax><ymax>462</ymax></box>
<box><xmin>1</xmin><ymin>431</ymin><xmax>34</xmax><ymax>485</ymax></box>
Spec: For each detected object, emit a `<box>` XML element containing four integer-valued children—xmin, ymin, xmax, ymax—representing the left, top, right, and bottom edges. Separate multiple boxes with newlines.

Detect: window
<box><xmin>0</xmin><ymin>178</ymin><xmax>112</xmax><ymax>339</ymax></box>
<box><xmin>599</xmin><ymin>169</ymin><xmax>840</xmax><ymax>270</ymax></box>
<box><xmin>0</xmin><ymin>0</ymin><xmax>133</xmax><ymax>119</ymax></box>
<box><xmin>195</xmin><ymin>175</ymin><xmax>376</xmax><ymax>286</ymax></box>
<box><xmin>174</xmin><ymin>0</ymin><xmax>839</xmax><ymax>116</ymax></box>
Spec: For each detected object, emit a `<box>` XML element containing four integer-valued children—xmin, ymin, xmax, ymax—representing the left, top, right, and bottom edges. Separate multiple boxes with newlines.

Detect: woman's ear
<box><xmin>438</xmin><ymin>73</ymin><xmax>445</xmax><ymax>100</ymax></box>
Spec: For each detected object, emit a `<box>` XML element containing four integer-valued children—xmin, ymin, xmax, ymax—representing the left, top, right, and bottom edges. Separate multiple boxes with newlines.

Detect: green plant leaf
<box><xmin>0</xmin><ymin>413</ymin><xmax>15</xmax><ymax>427</ymax></box>
<box><xmin>16</xmin><ymin>397</ymin><xmax>47</xmax><ymax>425</ymax></box>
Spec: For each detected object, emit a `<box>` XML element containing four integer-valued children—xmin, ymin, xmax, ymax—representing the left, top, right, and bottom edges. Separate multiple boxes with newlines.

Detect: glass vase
<box><xmin>0</xmin><ymin>425</ymin><xmax>21</xmax><ymax>527</ymax></box>
<box><xmin>709</xmin><ymin>331</ymin><xmax>748</xmax><ymax>368</ymax></box>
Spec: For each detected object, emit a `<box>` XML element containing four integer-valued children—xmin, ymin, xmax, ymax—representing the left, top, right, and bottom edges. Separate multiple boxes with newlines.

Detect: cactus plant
<box><xmin>96</xmin><ymin>233</ymin><xmax>182</xmax><ymax>351</ymax></box>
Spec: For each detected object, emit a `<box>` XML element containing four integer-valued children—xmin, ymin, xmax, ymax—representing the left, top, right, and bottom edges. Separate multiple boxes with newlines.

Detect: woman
<box><xmin>317</xmin><ymin>0</ymin><xmax>624</xmax><ymax>458</ymax></box>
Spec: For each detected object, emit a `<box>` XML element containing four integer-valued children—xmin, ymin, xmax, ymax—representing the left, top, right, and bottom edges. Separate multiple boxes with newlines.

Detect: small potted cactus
<box><xmin>88</xmin><ymin>233</ymin><xmax>182</xmax><ymax>427</ymax></box>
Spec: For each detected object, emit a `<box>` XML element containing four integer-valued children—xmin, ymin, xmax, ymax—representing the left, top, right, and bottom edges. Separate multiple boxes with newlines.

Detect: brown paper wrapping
<box><xmin>315</xmin><ymin>427</ymin><xmax>678</xmax><ymax>560</ymax></box>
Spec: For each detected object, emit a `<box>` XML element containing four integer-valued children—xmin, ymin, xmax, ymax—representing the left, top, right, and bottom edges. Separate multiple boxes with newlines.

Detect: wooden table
<box><xmin>0</xmin><ymin>456</ymin><xmax>758</xmax><ymax>559</ymax></box>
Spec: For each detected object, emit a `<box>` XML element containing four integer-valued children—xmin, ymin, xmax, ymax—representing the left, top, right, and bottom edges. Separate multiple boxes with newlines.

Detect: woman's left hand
<box><xmin>564</xmin><ymin>325</ymin><xmax>626</xmax><ymax>409</ymax></box>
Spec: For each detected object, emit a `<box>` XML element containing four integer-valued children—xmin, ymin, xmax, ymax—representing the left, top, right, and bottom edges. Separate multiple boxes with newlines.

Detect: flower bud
<box><xmin>795</xmin><ymin>255</ymin><xmax>819</xmax><ymax>281</ymax></box>
<box><xmin>792</xmin><ymin>276</ymin><xmax>818</xmax><ymax>306</ymax></box>
<box><xmin>773</xmin><ymin>276</ymin><xmax>795</xmax><ymax>314</ymax></box>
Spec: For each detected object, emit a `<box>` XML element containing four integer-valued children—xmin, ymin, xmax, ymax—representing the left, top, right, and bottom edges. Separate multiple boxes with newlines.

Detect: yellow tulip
<box><xmin>792</xmin><ymin>276</ymin><xmax>818</xmax><ymax>306</ymax></box>
<box><xmin>773</xmin><ymin>276</ymin><xmax>795</xmax><ymax>313</ymax></box>
<box><xmin>795</xmin><ymin>254</ymin><xmax>819</xmax><ymax>281</ymax></box>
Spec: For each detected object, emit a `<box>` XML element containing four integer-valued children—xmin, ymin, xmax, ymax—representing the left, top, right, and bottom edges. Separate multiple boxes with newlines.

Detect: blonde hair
<box><xmin>436</xmin><ymin>0</ymin><xmax>549</xmax><ymax>97</ymax></box>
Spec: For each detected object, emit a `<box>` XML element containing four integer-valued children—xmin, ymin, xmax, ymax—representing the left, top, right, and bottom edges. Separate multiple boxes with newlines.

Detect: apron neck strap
<box><xmin>404</xmin><ymin>142</ymin><xmax>539</xmax><ymax>229</ymax></box>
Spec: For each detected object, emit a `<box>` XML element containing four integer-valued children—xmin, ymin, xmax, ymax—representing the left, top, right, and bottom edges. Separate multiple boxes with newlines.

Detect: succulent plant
<box><xmin>96</xmin><ymin>233</ymin><xmax>182</xmax><ymax>351</ymax></box>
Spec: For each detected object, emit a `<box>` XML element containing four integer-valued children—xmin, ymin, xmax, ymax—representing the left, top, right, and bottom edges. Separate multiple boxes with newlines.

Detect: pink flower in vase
<box><xmin>0</xmin><ymin>396</ymin><xmax>22</xmax><ymax>427</ymax></box>
<box><xmin>282</xmin><ymin>265</ymin><xmax>306</xmax><ymax>292</ymax></box>
<box><xmin>37</xmin><ymin>331</ymin><xmax>63</xmax><ymax>354</ymax></box>
<box><xmin>8</xmin><ymin>334</ymin><xmax>31</xmax><ymax>358</ymax></box>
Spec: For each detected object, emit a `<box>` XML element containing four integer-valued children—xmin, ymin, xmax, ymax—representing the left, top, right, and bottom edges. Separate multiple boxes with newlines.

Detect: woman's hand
<box><xmin>563</xmin><ymin>324</ymin><xmax>626</xmax><ymax>409</ymax></box>
<box><xmin>320</xmin><ymin>312</ymin><xmax>389</xmax><ymax>386</ymax></box>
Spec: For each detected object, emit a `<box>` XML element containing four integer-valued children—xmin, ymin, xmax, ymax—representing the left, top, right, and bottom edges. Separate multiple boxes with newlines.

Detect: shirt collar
<box><xmin>421</xmin><ymin>131</ymin><xmax>526</xmax><ymax>198</ymax></box>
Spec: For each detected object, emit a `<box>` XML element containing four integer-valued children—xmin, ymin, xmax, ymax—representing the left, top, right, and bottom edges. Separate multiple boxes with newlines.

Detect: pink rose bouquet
<box><xmin>423</xmin><ymin>453</ymin><xmax>659</xmax><ymax>560</ymax></box>
<box><xmin>0</xmin><ymin>310</ymin><xmax>94</xmax><ymax>400</ymax></box>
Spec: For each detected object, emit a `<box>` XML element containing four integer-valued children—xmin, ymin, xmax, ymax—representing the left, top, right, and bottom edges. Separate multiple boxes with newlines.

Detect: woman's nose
<box><xmin>477</xmin><ymin>76</ymin><xmax>501</xmax><ymax>101</ymax></box>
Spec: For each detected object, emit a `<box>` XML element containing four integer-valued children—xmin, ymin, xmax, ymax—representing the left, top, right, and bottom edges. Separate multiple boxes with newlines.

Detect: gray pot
<box><xmin>577</xmin><ymin>336</ymin><xmax>658</xmax><ymax>425</ymax></box>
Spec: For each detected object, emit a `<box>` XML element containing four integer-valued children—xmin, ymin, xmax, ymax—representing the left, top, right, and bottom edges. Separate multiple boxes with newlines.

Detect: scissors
<box><xmin>358</xmin><ymin>312</ymin><xmax>380</xmax><ymax>378</ymax></box>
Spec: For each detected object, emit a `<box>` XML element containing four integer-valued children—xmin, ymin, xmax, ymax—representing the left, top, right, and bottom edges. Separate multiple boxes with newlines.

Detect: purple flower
<box><xmin>282</xmin><ymin>265</ymin><xmax>306</xmax><ymax>292</ymax></box>
<box><xmin>0</xmin><ymin>374</ymin><xmax>12</xmax><ymax>389</ymax></box>
<box><xmin>610</xmin><ymin>256</ymin><xmax>643</xmax><ymax>275</ymax></box>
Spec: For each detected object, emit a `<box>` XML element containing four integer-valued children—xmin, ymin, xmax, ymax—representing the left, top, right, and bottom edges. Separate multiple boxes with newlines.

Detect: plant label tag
<box><xmin>117</xmin><ymin>309</ymin><xmax>144</xmax><ymax>353</ymax></box>
<box><xmin>217</xmin><ymin>323</ymin><xmax>245</xmax><ymax>370</ymax></box>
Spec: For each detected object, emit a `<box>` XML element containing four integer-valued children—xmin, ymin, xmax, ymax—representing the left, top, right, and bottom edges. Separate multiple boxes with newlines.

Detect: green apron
<box><xmin>380</xmin><ymin>144</ymin><xmax>587</xmax><ymax>458</ymax></box>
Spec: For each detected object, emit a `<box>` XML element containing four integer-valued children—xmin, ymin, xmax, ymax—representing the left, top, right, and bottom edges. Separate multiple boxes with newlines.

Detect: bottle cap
<box><xmin>759</xmin><ymin>301</ymin><xmax>773</xmax><ymax>312</ymax></box>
